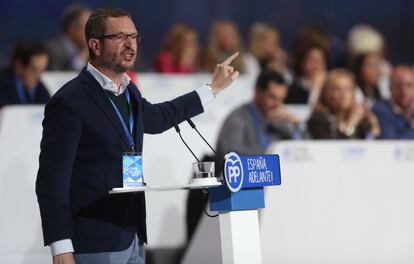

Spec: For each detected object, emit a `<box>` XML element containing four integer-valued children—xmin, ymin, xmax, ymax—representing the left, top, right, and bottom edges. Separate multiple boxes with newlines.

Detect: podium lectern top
<box><xmin>109</xmin><ymin>181</ymin><xmax>222</xmax><ymax>194</ymax></box>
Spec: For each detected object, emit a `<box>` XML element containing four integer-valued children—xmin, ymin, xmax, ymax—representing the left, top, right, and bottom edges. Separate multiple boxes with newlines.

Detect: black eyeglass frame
<box><xmin>95</xmin><ymin>32</ymin><xmax>141</xmax><ymax>43</ymax></box>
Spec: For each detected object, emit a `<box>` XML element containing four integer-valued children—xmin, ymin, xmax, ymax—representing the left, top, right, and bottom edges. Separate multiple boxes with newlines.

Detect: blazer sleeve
<box><xmin>36</xmin><ymin>95</ymin><xmax>82</xmax><ymax>246</ymax></box>
<box><xmin>141</xmin><ymin>90</ymin><xmax>204</xmax><ymax>134</ymax></box>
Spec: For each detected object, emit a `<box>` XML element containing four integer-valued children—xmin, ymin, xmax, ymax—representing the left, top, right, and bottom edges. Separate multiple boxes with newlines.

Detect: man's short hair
<box><xmin>255</xmin><ymin>70</ymin><xmax>286</xmax><ymax>91</ymax></box>
<box><xmin>85</xmin><ymin>7</ymin><xmax>131</xmax><ymax>59</ymax></box>
<box><xmin>11</xmin><ymin>41</ymin><xmax>47</xmax><ymax>67</ymax></box>
<box><xmin>85</xmin><ymin>7</ymin><xmax>131</xmax><ymax>41</ymax></box>
<box><xmin>62</xmin><ymin>3</ymin><xmax>91</xmax><ymax>32</ymax></box>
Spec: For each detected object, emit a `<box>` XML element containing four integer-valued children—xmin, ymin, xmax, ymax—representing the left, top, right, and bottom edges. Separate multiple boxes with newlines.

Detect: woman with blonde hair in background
<box><xmin>245</xmin><ymin>22</ymin><xmax>290</xmax><ymax>79</ymax></box>
<box><xmin>154</xmin><ymin>23</ymin><xmax>199</xmax><ymax>73</ymax></box>
<box><xmin>201</xmin><ymin>20</ymin><xmax>244</xmax><ymax>73</ymax></box>
<box><xmin>307</xmin><ymin>69</ymin><xmax>380</xmax><ymax>139</ymax></box>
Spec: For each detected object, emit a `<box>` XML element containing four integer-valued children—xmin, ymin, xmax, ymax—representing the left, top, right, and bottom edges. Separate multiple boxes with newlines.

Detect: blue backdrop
<box><xmin>0</xmin><ymin>0</ymin><xmax>413</xmax><ymax>69</ymax></box>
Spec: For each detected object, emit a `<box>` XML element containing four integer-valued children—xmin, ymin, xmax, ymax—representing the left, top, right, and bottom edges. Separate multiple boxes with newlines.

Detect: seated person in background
<box><xmin>0</xmin><ymin>41</ymin><xmax>50</xmax><ymax>108</ymax></box>
<box><xmin>216</xmin><ymin>70</ymin><xmax>301</xmax><ymax>171</ymax></box>
<box><xmin>286</xmin><ymin>44</ymin><xmax>328</xmax><ymax>106</ymax></box>
<box><xmin>245</xmin><ymin>22</ymin><xmax>290</xmax><ymax>80</ymax></box>
<box><xmin>307</xmin><ymin>69</ymin><xmax>380</xmax><ymax>139</ymax></box>
<box><xmin>347</xmin><ymin>24</ymin><xmax>392</xmax><ymax>99</ymax></box>
<box><xmin>201</xmin><ymin>20</ymin><xmax>245</xmax><ymax>73</ymax></box>
<box><xmin>154</xmin><ymin>23</ymin><xmax>199</xmax><ymax>73</ymax></box>
<box><xmin>46</xmin><ymin>4</ymin><xmax>91</xmax><ymax>71</ymax></box>
<box><xmin>294</xmin><ymin>25</ymin><xmax>330</xmax><ymax>62</ymax></box>
<box><xmin>373</xmin><ymin>66</ymin><xmax>414</xmax><ymax>139</ymax></box>
<box><xmin>354</xmin><ymin>52</ymin><xmax>385</xmax><ymax>107</ymax></box>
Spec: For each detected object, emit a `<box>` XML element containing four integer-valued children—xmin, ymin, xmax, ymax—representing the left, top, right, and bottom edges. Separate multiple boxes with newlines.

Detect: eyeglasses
<box><xmin>96</xmin><ymin>32</ymin><xmax>141</xmax><ymax>44</ymax></box>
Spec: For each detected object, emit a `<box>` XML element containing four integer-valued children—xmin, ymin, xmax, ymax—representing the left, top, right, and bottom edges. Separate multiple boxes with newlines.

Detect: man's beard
<box><xmin>103</xmin><ymin>51</ymin><xmax>135</xmax><ymax>73</ymax></box>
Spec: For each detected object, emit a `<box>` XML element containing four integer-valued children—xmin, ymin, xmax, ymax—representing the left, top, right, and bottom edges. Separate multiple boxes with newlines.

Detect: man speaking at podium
<box><xmin>36</xmin><ymin>7</ymin><xmax>239</xmax><ymax>264</ymax></box>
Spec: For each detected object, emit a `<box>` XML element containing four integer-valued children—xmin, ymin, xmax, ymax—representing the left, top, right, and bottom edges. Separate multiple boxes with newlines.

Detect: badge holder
<box><xmin>122</xmin><ymin>151</ymin><xmax>146</xmax><ymax>188</ymax></box>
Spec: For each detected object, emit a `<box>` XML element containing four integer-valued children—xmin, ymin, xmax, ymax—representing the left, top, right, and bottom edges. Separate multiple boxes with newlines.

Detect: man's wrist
<box><xmin>206</xmin><ymin>84</ymin><xmax>217</xmax><ymax>98</ymax></box>
<box><xmin>195</xmin><ymin>85</ymin><xmax>215</xmax><ymax>106</ymax></box>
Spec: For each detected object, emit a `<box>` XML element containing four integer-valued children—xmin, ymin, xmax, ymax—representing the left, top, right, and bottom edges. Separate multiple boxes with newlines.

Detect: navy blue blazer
<box><xmin>0</xmin><ymin>67</ymin><xmax>50</xmax><ymax>108</ymax></box>
<box><xmin>373</xmin><ymin>100</ymin><xmax>414</xmax><ymax>139</ymax></box>
<box><xmin>36</xmin><ymin>68</ymin><xmax>204</xmax><ymax>253</ymax></box>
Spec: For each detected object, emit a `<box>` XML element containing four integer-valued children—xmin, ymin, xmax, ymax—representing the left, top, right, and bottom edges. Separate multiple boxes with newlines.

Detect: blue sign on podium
<box><xmin>210</xmin><ymin>152</ymin><xmax>281</xmax><ymax>211</ymax></box>
<box><xmin>223</xmin><ymin>152</ymin><xmax>281</xmax><ymax>192</ymax></box>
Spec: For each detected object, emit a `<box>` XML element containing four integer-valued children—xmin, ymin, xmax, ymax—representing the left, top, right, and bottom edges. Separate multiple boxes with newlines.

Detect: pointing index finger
<box><xmin>222</xmin><ymin>52</ymin><xmax>239</xmax><ymax>65</ymax></box>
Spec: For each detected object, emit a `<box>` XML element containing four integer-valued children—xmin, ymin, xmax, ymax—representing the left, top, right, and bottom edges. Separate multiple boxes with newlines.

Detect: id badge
<box><xmin>122</xmin><ymin>152</ymin><xmax>144</xmax><ymax>188</ymax></box>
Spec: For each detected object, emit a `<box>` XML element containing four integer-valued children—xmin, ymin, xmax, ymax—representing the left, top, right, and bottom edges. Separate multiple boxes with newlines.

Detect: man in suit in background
<box><xmin>46</xmin><ymin>4</ymin><xmax>92</xmax><ymax>71</ymax></box>
<box><xmin>36</xmin><ymin>7</ymin><xmax>239</xmax><ymax>264</ymax></box>
<box><xmin>0</xmin><ymin>41</ymin><xmax>50</xmax><ymax>108</ymax></box>
<box><xmin>216</xmin><ymin>70</ymin><xmax>300</xmax><ymax>175</ymax></box>
<box><xmin>373</xmin><ymin>65</ymin><xmax>414</xmax><ymax>139</ymax></box>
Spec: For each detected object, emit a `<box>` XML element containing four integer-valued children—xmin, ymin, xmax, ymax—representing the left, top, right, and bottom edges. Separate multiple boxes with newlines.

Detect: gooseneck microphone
<box><xmin>173</xmin><ymin>123</ymin><xmax>200</xmax><ymax>162</ymax></box>
<box><xmin>165</xmin><ymin>101</ymin><xmax>200</xmax><ymax>162</ymax></box>
<box><xmin>185</xmin><ymin>118</ymin><xmax>216</xmax><ymax>154</ymax></box>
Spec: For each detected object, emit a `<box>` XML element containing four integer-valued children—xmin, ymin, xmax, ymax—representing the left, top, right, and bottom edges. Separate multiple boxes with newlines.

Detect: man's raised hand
<box><xmin>210</xmin><ymin>52</ymin><xmax>240</xmax><ymax>94</ymax></box>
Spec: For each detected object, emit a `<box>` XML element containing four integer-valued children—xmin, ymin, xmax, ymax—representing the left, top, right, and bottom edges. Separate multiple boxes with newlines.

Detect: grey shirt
<box><xmin>215</xmin><ymin>102</ymin><xmax>296</xmax><ymax>175</ymax></box>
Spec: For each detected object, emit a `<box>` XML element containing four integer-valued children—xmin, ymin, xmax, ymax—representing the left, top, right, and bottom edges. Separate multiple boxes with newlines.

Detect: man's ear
<box><xmin>88</xmin><ymin>38</ymin><xmax>101</xmax><ymax>57</ymax></box>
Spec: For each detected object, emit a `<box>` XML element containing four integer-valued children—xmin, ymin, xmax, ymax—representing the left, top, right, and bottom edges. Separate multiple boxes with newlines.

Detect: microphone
<box><xmin>165</xmin><ymin>101</ymin><xmax>200</xmax><ymax>162</ymax></box>
<box><xmin>172</xmin><ymin>121</ymin><xmax>200</xmax><ymax>163</ymax></box>
<box><xmin>185</xmin><ymin>117</ymin><xmax>217</xmax><ymax>154</ymax></box>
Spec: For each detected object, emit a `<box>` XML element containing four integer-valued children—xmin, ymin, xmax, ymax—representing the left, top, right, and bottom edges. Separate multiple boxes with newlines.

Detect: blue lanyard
<box><xmin>107</xmin><ymin>89</ymin><xmax>135</xmax><ymax>150</ymax></box>
<box><xmin>15</xmin><ymin>77</ymin><xmax>35</xmax><ymax>104</ymax></box>
<box><xmin>248</xmin><ymin>103</ymin><xmax>272</xmax><ymax>150</ymax></box>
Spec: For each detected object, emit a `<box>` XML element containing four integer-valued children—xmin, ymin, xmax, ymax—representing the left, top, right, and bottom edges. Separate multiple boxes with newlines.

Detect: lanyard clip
<box><xmin>131</xmin><ymin>144</ymin><xmax>136</xmax><ymax>152</ymax></box>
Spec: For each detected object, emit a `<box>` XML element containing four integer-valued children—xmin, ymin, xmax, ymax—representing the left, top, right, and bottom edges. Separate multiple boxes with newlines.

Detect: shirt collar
<box><xmin>86</xmin><ymin>62</ymin><xmax>131</xmax><ymax>96</ymax></box>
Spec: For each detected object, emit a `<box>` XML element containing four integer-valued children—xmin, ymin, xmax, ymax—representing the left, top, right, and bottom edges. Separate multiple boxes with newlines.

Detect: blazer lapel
<box><xmin>78</xmin><ymin>69</ymin><xmax>130</xmax><ymax>149</ymax></box>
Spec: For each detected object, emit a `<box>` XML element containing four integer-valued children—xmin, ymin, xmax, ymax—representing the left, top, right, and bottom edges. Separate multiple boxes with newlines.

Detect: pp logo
<box><xmin>224</xmin><ymin>152</ymin><xmax>244</xmax><ymax>192</ymax></box>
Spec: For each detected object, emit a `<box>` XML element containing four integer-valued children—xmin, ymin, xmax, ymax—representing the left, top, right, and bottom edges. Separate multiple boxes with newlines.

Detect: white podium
<box><xmin>110</xmin><ymin>180</ymin><xmax>266</xmax><ymax>264</ymax></box>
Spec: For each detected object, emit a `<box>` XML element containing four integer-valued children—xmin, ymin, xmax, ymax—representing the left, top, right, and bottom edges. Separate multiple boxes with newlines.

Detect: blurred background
<box><xmin>1</xmin><ymin>0</ymin><xmax>414</xmax><ymax>68</ymax></box>
<box><xmin>1</xmin><ymin>1</ymin><xmax>414</xmax><ymax>264</ymax></box>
